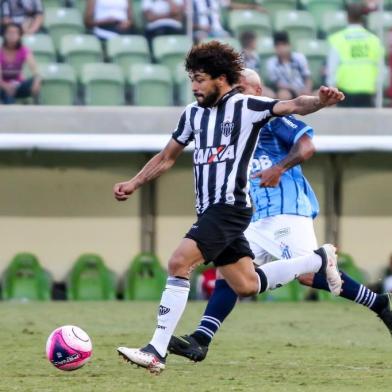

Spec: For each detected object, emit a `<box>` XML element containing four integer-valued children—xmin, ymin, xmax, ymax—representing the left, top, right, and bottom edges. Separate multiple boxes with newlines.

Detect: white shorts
<box><xmin>244</xmin><ymin>214</ymin><xmax>318</xmax><ymax>266</ymax></box>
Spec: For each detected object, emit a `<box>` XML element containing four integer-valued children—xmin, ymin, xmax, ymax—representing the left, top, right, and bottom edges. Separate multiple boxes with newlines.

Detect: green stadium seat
<box><xmin>228</xmin><ymin>10</ymin><xmax>271</xmax><ymax>38</ymax></box>
<box><xmin>72</xmin><ymin>0</ymin><xmax>85</xmax><ymax>13</ymax></box>
<box><xmin>45</xmin><ymin>7</ymin><xmax>84</xmax><ymax>50</ymax></box>
<box><xmin>259</xmin><ymin>280</ymin><xmax>306</xmax><ymax>302</ymax></box>
<box><xmin>23</xmin><ymin>34</ymin><xmax>56</xmax><ymax>64</ymax></box>
<box><xmin>2</xmin><ymin>253</ymin><xmax>51</xmax><ymax>301</ymax></box>
<box><xmin>294</xmin><ymin>38</ymin><xmax>328</xmax><ymax>87</ymax></box>
<box><xmin>106</xmin><ymin>35</ymin><xmax>150</xmax><ymax>75</ymax></box>
<box><xmin>321</xmin><ymin>11</ymin><xmax>347</xmax><ymax>37</ymax></box>
<box><xmin>368</xmin><ymin>11</ymin><xmax>392</xmax><ymax>51</ymax></box>
<box><xmin>152</xmin><ymin>35</ymin><xmax>192</xmax><ymax>75</ymax></box>
<box><xmin>43</xmin><ymin>0</ymin><xmax>61</xmax><ymax>7</ymax></box>
<box><xmin>338</xmin><ymin>253</ymin><xmax>366</xmax><ymax>284</ymax></box>
<box><xmin>123</xmin><ymin>253</ymin><xmax>166</xmax><ymax>300</ymax></box>
<box><xmin>202</xmin><ymin>36</ymin><xmax>241</xmax><ymax>51</ymax></box>
<box><xmin>39</xmin><ymin>63</ymin><xmax>76</xmax><ymax>105</ymax></box>
<box><xmin>262</xmin><ymin>0</ymin><xmax>297</xmax><ymax>14</ymax></box>
<box><xmin>60</xmin><ymin>34</ymin><xmax>102</xmax><ymax>77</ymax></box>
<box><xmin>128</xmin><ymin>63</ymin><xmax>173</xmax><ymax>106</ymax></box>
<box><xmin>81</xmin><ymin>63</ymin><xmax>125</xmax><ymax>106</ymax></box>
<box><xmin>302</xmin><ymin>0</ymin><xmax>344</xmax><ymax>28</ymax></box>
<box><xmin>67</xmin><ymin>254</ymin><xmax>117</xmax><ymax>300</ymax></box>
<box><xmin>174</xmin><ymin>63</ymin><xmax>193</xmax><ymax>106</ymax></box>
<box><xmin>274</xmin><ymin>10</ymin><xmax>317</xmax><ymax>42</ymax></box>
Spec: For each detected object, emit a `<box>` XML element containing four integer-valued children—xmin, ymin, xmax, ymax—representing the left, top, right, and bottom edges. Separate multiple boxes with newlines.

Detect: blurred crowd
<box><xmin>0</xmin><ymin>0</ymin><xmax>391</xmax><ymax>106</ymax></box>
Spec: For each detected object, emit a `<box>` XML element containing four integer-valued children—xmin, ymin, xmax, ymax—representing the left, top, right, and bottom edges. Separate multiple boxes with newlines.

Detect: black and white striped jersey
<box><xmin>172</xmin><ymin>89</ymin><xmax>278</xmax><ymax>215</ymax></box>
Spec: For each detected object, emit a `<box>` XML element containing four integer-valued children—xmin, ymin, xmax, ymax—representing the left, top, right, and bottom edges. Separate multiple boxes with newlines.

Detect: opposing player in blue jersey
<box><xmin>168</xmin><ymin>69</ymin><xmax>392</xmax><ymax>362</ymax></box>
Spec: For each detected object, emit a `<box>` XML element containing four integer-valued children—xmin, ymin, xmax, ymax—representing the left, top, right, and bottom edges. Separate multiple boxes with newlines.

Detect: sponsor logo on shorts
<box><xmin>274</xmin><ymin>227</ymin><xmax>290</xmax><ymax>240</ymax></box>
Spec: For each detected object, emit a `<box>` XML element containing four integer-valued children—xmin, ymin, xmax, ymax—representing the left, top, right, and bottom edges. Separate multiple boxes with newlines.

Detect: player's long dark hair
<box><xmin>185</xmin><ymin>41</ymin><xmax>244</xmax><ymax>86</ymax></box>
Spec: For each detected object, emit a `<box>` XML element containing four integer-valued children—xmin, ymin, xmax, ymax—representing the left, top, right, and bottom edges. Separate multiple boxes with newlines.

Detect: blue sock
<box><xmin>192</xmin><ymin>279</ymin><xmax>238</xmax><ymax>346</ymax></box>
<box><xmin>312</xmin><ymin>271</ymin><xmax>386</xmax><ymax>314</ymax></box>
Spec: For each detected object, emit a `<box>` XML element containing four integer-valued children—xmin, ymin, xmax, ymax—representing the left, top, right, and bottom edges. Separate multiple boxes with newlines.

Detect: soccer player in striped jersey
<box><xmin>114</xmin><ymin>42</ymin><xmax>345</xmax><ymax>374</ymax></box>
<box><xmin>168</xmin><ymin>69</ymin><xmax>392</xmax><ymax>363</ymax></box>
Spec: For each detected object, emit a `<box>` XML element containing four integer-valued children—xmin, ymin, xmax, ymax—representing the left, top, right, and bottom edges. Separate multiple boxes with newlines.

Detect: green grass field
<box><xmin>0</xmin><ymin>301</ymin><xmax>391</xmax><ymax>392</ymax></box>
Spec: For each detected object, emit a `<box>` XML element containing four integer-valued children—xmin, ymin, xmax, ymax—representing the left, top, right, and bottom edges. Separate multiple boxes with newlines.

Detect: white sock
<box><xmin>258</xmin><ymin>253</ymin><xmax>322</xmax><ymax>290</ymax></box>
<box><xmin>149</xmin><ymin>276</ymin><xmax>190</xmax><ymax>357</ymax></box>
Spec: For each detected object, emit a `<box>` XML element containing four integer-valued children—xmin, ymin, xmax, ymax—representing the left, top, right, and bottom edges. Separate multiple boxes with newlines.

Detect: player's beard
<box><xmin>197</xmin><ymin>86</ymin><xmax>221</xmax><ymax>108</ymax></box>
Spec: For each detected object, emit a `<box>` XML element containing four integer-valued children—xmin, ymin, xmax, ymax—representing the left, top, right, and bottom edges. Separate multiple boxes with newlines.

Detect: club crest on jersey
<box><xmin>193</xmin><ymin>144</ymin><xmax>235</xmax><ymax>165</ymax></box>
<box><xmin>221</xmin><ymin>121</ymin><xmax>234</xmax><ymax>137</ymax></box>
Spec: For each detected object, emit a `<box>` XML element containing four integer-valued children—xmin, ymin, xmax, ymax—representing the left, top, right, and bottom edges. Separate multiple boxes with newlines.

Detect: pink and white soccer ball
<box><xmin>46</xmin><ymin>325</ymin><xmax>92</xmax><ymax>371</ymax></box>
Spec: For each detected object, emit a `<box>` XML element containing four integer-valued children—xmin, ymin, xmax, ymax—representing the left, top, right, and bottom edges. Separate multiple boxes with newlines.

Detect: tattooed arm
<box><xmin>273</xmin><ymin>86</ymin><xmax>345</xmax><ymax>116</ymax></box>
<box><xmin>253</xmin><ymin>134</ymin><xmax>316</xmax><ymax>187</ymax></box>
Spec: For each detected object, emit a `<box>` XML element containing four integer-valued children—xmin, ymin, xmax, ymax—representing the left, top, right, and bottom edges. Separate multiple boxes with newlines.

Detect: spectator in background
<box><xmin>239</xmin><ymin>31</ymin><xmax>260</xmax><ymax>72</ymax></box>
<box><xmin>142</xmin><ymin>0</ymin><xmax>185</xmax><ymax>44</ymax></box>
<box><xmin>239</xmin><ymin>30</ymin><xmax>275</xmax><ymax>98</ymax></box>
<box><xmin>1</xmin><ymin>0</ymin><xmax>44</xmax><ymax>35</ymax></box>
<box><xmin>195</xmin><ymin>268</ymin><xmax>217</xmax><ymax>300</ymax></box>
<box><xmin>0</xmin><ymin>23</ymin><xmax>40</xmax><ymax>104</ymax></box>
<box><xmin>326</xmin><ymin>4</ymin><xmax>383</xmax><ymax>107</ymax></box>
<box><xmin>84</xmin><ymin>0</ymin><xmax>134</xmax><ymax>41</ymax></box>
<box><xmin>193</xmin><ymin>0</ymin><xmax>229</xmax><ymax>43</ymax></box>
<box><xmin>266</xmin><ymin>31</ymin><xmax>313</xmax><ymax>100</ymax></box>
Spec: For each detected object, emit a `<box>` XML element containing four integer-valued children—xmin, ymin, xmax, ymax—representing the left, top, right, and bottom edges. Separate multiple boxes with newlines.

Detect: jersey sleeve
<box><xmin>246</xmin><ymin>96</ymin><xmax>280</xmax><ymax>123</ymax></box>
<box><xmin>270</xmin><ymin>115</ymin><xmax>314</xmax><ymax>147</ymax></box>
<box><xmin>171</xmin><ymin>108</ymin><xmax>194</xmax><ymax>146</ymax></box>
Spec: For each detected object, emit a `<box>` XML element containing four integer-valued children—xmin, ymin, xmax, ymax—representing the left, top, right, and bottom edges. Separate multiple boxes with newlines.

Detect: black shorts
<box><xmin>185</xmin><ymin>203</ymin><xmax>254</xmax><ymax>267</ymax></box>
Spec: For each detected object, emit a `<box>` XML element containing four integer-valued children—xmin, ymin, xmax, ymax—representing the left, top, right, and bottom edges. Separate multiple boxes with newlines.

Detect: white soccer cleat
<box><xmin>117</xmin><ymin>346</ymin><xmax>166</xmax><ymax>375</ymax></box>
<box><xmin>319</xmin><ymin>244</ymin><xmax>342</xmax><ymax>296</ymax></box>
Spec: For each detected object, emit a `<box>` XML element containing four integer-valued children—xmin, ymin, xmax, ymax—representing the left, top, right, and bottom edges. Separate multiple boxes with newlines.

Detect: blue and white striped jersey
<box><xmin>250</xmin><ymin>115</ymin><xmax>319</xmax><ymax>221</ymax></box>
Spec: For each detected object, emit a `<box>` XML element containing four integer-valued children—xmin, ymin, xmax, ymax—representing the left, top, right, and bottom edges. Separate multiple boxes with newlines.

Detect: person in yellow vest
<box><xmin>326</xmin><ymin>3</ymin><xmax>383</xmax><ymax>107</ymax></box>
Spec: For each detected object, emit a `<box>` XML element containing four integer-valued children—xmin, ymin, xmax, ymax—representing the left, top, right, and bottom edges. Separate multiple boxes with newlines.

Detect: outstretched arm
<box><xmin>113</xmin><ymin>138</ymin><xmax>184</xmax><ymax>201</ymax></box>
<box><xmin>253</xmin><ymin>134</ymin><xmax>316</xmax><ymax>187</ymax></box>
<box><xmin>273</xmin><ymin>86</ymin><xmax>345</xmax><ymax>116</ymax></box>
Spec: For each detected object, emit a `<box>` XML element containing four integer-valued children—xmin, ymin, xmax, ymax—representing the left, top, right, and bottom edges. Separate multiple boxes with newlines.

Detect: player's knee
<box><xmin>298</xmin><ymin>273</ymin><xmax>314</xmax><ymax>287</ymax></box>
<box><xmin>168</xmin><ymin>250</ymin><xmax>197</xmax><ymax>278</ymax></box>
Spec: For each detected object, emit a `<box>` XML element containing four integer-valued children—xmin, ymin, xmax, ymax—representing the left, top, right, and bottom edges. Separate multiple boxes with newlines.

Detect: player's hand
<box><xmin>318</xmin><ymin>86</ymin><xmax>345</xmax><ymax>107</ymax></box>
<box><xmin>113</xmin><ymin>180</ymin><xmax>138</xmax><ymax>201</ymax></box>
<box><xmin>252</xmin><ymin>165</ymin><xmax>283</xmax><ymax>188</ymax></box>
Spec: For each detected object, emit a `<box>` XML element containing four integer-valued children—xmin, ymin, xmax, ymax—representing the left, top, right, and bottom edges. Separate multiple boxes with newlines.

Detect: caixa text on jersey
<box><xmin>193</xmin><ymin>145</ymin><xmax>236</xmax><ymax>165</ymax></box>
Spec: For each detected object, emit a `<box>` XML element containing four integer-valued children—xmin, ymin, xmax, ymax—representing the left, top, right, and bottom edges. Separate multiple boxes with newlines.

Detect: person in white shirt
<box><xmin>84</xmin><ymin>0</ymin><xmax>134</xmax><ymax>40</ymax></box>
<box><xmin>142</xmin><ymin>0</ymin><xmax>185</xmax><ymax>45</ymax></box>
